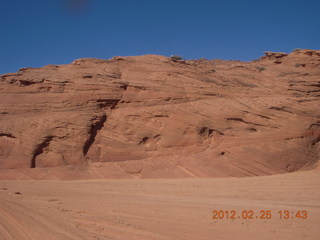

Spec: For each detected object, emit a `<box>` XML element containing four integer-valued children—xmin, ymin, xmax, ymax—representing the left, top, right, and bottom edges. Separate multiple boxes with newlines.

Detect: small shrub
<box><xmin>170</xmin><ymin>55</ymin><xmax>183</xmax><ymax>61</ymax></box>
<box><xmin>256</xmin><ymin>67</ymin><xmax>265</xmax><ymax>72</ymax></box>
<box><xmin>293</xmin><ymin>48</ymin><xmax>301</xmax><ymax>52</ymax></box>
<box><xmin>295</xmin><ymin>63</ymin><xmax>301</xmax><ymax>67</ymax></box>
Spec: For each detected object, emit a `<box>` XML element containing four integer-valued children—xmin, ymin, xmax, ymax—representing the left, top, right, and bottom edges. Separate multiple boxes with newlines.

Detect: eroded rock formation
<box><xmin>0</xmin><ymin>49</ymin><xmax>319</xmax><ymax>179</ymax></box>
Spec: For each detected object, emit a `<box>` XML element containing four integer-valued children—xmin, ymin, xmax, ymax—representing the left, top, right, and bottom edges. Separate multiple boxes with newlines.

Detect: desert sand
<box><xmin>1</xmin><ymin>169</ymin><xmax>320</xmax><ymax>240</ymax></box>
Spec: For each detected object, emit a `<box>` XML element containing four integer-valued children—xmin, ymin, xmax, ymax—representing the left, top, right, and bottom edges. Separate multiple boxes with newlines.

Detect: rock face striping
<box><xmin>0</xmin><ymin>49</ymin><xmax>319</xmax><ymax>179</ymax></box>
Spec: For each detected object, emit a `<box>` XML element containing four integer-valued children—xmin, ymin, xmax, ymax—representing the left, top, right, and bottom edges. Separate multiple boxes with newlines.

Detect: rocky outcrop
<box><xmin>0</xmin><ymin>50</ymin><xmax>319</xmax><ymax>179</ymax></box>
<box><xmin>261</xmin><ymin>51</ymin><xmax>288</xmax><ymax>62</ymax></box>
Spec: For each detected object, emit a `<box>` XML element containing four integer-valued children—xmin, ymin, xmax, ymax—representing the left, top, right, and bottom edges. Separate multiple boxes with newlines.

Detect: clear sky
<box><xmin>1</xmin><ymin>0</ymin><xmax>319</xmax><ymax>74</ymax></box>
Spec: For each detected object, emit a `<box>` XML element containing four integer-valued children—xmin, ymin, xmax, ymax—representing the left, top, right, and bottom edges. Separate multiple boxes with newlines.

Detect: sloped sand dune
<box><xmin>1</xmin><ymin>170</ymin><xmax>319</xmax><ymax>240</ymax></box>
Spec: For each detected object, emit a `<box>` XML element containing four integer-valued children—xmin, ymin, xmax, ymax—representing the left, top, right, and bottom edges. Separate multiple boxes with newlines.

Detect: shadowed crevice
<box><xmin>31</xmin><ymin>136</ymin><xmax>54</xmax><ymax>168</ymax></box>
<box><xmin>139</xmin><ymin>137</ymin><xmax>149</xmax><ymax>145</ymax></box>
<box><xmin>0</xmin><ymin>133</ymin><xmax>15</xmax><ymax>138</ymax></box>
<box><xmin>83</xmin><ymin>114</ymin><xmax>107</xmax><ymax>156</ymax></box>
<box><xmin>199</xmin><ymin>127</ymin><xmax>224</xmax><ymax>138</ymax></box>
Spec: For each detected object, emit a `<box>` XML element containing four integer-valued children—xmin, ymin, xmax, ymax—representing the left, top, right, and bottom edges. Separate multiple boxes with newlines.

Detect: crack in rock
<box><xmin>31</xmin><ymin>136</ymin><xmax>54</xmax><ymax>168</ymax></box>
<box><xmin>83</xmin><ymin>114</ymin><xmax>107</xmax><ymax>156</ymax></box>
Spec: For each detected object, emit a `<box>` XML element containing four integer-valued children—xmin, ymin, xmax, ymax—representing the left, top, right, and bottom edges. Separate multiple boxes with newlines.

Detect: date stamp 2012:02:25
<box><xmin>212</xmin><ymin>210</ymin><xmax>308</xmax><ymax>220</ymax></box>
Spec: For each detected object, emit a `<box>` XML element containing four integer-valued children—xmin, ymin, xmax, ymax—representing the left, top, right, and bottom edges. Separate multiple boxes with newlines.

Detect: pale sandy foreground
<box><xmin>1</xmin><ymin>170</ymin><xmax>320</xmax><ymax>240</ymax></box>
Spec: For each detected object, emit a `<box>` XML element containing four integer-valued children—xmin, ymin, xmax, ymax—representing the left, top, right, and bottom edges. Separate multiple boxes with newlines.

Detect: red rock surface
<box><xmin>0</xmin><ymin>49</ymin><xmax>319</xmax><ymax>179</ymax></box>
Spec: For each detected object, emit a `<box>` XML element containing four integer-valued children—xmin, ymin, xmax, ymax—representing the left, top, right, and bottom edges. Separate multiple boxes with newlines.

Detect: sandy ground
<box><xmin>0</xmin><ymin>170</ymin><xmax>319</xmax><ymax>240</ymax></box>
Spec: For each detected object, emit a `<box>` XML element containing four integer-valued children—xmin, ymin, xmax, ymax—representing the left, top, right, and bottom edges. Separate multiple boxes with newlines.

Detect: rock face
<box><xmin>0</xmin><ymin>50</ymin><xmax>319</xmax><ymax>179</ymax></box>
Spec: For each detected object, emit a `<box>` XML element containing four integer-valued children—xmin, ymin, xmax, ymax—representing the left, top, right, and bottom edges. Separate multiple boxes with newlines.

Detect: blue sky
<box><xmin>0</xmin><ymin>0</ymin><xmax>319</xmax><ymax>74</ymax></box>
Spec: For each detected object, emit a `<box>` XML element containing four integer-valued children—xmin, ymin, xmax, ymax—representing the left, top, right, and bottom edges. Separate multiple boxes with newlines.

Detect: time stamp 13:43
<box><xmin>212</xmin><ymin>210</ymin><xmax>308</xmax><ymax>220</ymax></box>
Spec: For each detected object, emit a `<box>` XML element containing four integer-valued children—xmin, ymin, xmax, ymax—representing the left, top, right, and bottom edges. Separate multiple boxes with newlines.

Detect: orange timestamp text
<box><xmin>211</xmin><ymin>210</ymin><xmax>307</xmax><ymax>220</ymax></box>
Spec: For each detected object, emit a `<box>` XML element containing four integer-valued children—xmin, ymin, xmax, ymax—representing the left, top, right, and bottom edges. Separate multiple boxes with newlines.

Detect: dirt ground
<box><xmin>1</xmin><ymin>169</ymin><xmax>319</xmax><ymax>240</ymax></box>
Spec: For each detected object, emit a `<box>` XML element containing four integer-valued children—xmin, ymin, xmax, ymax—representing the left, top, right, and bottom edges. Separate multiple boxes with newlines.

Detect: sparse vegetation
<box><xmin>256</xmin><ymin>67</ymin><xmax>265</xmax><ymax>72</ymax></box>
<box><xmin>293</xmin><ymin>48</ymin><xmax>301</xmax><ymax>52</ymax></box>
<box><xmin>170</xmin><ymin>55</ymin><xmax>183</xmax><ymax>61</ymax></box>
<box><xmin>295</xmin><ymin>63</ymin><xmax>301</xmax><ymax>67</ymax></box>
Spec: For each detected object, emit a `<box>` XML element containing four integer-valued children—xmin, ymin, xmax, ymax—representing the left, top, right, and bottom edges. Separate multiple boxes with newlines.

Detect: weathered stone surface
<box><xmin>0</xmin><ymin>50</ymin><xmax>319</xmax><ymax>179</ymax></box>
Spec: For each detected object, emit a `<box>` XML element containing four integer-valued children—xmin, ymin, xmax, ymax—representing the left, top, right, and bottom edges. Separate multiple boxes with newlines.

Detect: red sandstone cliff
<box><xmin>0</xmin><ymin>49</ymin><xmax>319</xmax><ymax>179</ymax></box>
